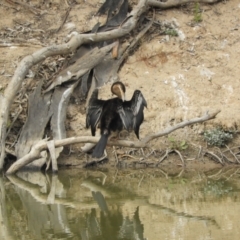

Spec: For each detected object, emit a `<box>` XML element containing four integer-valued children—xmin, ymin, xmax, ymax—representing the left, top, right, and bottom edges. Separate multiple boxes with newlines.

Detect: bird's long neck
<box><xmin>111</xmin><ymin>82</ymin><xmax>126</xmax><ymax>101</ymax></box>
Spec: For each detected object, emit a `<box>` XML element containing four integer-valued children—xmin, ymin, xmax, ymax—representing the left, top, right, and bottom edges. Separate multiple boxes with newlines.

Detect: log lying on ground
<box><xmin>6</xmin><ymin>110</ymin><xmax>220</xmax><ymax>175</ymax></box>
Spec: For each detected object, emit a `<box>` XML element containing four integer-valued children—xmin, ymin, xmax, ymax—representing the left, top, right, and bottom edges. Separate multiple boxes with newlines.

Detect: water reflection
<box><xmin>1</xmin><ymin>167</ymin><xmax>240</xmax><ymax>239</ymax></box>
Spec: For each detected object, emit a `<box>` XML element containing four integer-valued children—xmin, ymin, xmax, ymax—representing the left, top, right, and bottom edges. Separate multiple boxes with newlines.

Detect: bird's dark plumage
<box><xmin>86</xmin><ymin>81</ymin><xmax>147</xmax><ymax>158</ymax></box>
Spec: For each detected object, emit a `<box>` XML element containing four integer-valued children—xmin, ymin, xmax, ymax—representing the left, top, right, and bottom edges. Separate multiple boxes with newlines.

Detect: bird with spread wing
<box><xmin>86</xmin><ymin>81</ymin><xmax>147</xmax><ymax>158</ymax></box>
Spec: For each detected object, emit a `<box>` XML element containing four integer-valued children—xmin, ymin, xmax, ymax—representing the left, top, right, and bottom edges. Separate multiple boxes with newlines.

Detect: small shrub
<box><xmin>164</xmin><ymin>28</ymin><xmax>178</xmax><ymax>37</ymax></box>
<box><xmin>203</xmin><ymin>128</ymin><xmax>233</xmax><ymax>147</ymax></box>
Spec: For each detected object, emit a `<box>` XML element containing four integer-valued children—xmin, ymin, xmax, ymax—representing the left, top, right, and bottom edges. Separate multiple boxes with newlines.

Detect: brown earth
<box><xmin>1</xmin><ymin>0</ymin><xmax>240</xmax><ymax>168</ymax></box>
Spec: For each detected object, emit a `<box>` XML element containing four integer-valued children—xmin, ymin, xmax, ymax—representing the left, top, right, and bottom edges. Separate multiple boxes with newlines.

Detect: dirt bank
<box><xmin>1</xmin><ymin>0</ymin><xmax>240</xmax><ymax>168</ymax></box>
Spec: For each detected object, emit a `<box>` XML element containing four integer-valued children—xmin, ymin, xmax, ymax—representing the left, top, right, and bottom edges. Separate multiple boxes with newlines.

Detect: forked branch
<box><xmin>6</xmin><ymin>110</ymin><xmax>220</xmax><ymax>174</ymax></box>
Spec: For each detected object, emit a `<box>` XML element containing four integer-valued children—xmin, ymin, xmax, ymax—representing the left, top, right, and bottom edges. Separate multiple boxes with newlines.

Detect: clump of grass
<box><xmin>203</xmin><ymin>128</ymin><xmax>233</xmax><ymax>147</ymax></box>
<box><xmin>168</xmin><ymin>137</ymin><xmax>188</xmax><ymax>150</ymax></box>
<box><xmin>164</xmin><ymin>28</ymin><xmax>178</xmax><ymax>37</ymax></box>
<box><xmin>193</xmin><ymin>2</ymin><xmax>202</xmax><ymax>23</ymax></box>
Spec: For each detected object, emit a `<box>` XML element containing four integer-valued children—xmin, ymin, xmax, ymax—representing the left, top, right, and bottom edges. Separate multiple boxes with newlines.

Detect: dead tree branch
<box><xmin>148</xmin><ymin>0</ymin><xmax>220</xmax><ymax>9</ymax></box>
<box><xmin>6</xmin><ymin>110</ymin><xmax>220</xmax><ymax>174</ymax></box>
<box><xmin>142</xmin><ymin>110</ymin><xmax>220</xmax><ymax>144</ymax></box>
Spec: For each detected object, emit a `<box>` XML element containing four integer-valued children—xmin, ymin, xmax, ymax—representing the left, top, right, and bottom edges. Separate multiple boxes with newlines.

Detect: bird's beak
<box><xmin>119</xmin><ymin>86</ymin><xmax>125</xmax><ymax>102</ymax></box>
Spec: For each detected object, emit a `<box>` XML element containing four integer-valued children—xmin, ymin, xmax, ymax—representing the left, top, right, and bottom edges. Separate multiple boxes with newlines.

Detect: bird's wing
<box><xmin>131</xmin><ymin>90</ymin><xmax>147</xmax><ymax>116</ymax></box>
<box><xmin>117</xmin><ymin>104</ymin><xmax>133</xmax><ymax>131</ymax></box>
<box><xmin>119</xmin><ymin>90</ymin><xmax>147</xmax><ymax>137</ymax></box>
<box><xmin>131</xmin><ymin>90</ymin><xmax>147</xmax><ymax>138</ymax></box>
<box><xmin>86</xmin><ymin>89</ymin><xmax>105</xmax><ymax>136</ymax></box>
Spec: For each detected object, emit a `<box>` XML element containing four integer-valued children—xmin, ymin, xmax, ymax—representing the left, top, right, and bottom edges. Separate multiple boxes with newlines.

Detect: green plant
<box><xmin>168</xmin><ymin>137</ymin><xmax>188</xmax><ymax>150</ymax></box>
<box><xmin>193</xmin><ymin>2</ymin><xmax>202</xmax><ymax>23</ymax></box>
<box><xmin>203</xmin><ymin>128</ymin><xmax>233</xmax><ymax>147</ymax></box>
<box><xmin>164</xmin><ymin>28</ymin><xmax>178</xmax><ymax>37</ymax></box>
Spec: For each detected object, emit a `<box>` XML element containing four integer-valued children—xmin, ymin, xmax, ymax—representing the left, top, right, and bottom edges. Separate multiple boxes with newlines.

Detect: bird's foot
<box><xmin>84</xmin><ymin>150</ymin><xmax>108</xmax><ymax>168</ymax></box>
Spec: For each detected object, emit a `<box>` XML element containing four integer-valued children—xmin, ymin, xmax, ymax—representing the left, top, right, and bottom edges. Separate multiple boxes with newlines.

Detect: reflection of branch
<box><xmin>7</xmin><ymin>175</ymin><xmax>98</xmax><ymax>209</ymax></box>
<box><xmin>6</xmin><ymin>174</ymin><xmax>221</xmax><ymax>228</ymax></box>
<box><xmin>0</xmin><ymin>178</ymin><xmax>15</xmax><ymax>240</ymax></box>
<box><xmin>6</xmin><ymin>110</ymin><xmax>220</xmax><ymax>174</ymax></box>
<box><xmin>147</xmin><ymin>202</ymin><xmax>219</xmax><ymax>228</ymax></box>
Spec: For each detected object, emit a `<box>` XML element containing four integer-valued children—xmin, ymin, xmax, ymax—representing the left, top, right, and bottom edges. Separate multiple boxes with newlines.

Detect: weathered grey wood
<box><xmin>15</xmin><ymin>82</ymin><xmax>53</xmax><ymax>169</ymax></box>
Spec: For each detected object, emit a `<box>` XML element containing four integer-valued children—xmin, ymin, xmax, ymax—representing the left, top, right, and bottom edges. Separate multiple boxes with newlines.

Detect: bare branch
<box><xmin>174</xmin><ymin>149</ymin><xmax>185</xmax><ymax>166</ymax></box>
<box><xmin>224</xmin><ymin>145</ymin><xmax>240</xmax><ymax>164</ymax></box>
<box><xmin>155</xmin><ymin>149</ymin><xmax>172</xmax><ymax>167</ymax></box>
<box><xmin>204</xmin><ymin>150</ymin><xmax>224</xmax><ymax>165</ymax></box>
<box><xmin>6</xmin><ymin>0</ymin><xmax>43</xmax><ymax>15</ymax></box>
<box><xmin>148</xmin><ymin>0</ymin><xmax>220</xmax><ymax>9</ymax></box>
<box><xmin>142</xmin><ymin>110</ymin><xmax>220</xmax><ymax>144</ymax></box>
<box><xmin>6</xmin><ymin>110</ymin><xmax>220</xmax><ymax>174</ymax></box>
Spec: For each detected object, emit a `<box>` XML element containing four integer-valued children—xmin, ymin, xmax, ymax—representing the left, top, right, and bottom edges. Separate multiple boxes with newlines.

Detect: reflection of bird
<box><xmin>86</xmin><ymin>81</ymin><xmax>147</xmax><ymax>158</ymax></box>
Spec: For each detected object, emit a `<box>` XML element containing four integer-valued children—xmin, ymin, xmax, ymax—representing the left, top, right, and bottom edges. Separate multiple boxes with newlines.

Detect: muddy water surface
<box><xmin>1</xmin><ymin>167</ymin><xmax>240</xmax><ymax>240</ymax></box>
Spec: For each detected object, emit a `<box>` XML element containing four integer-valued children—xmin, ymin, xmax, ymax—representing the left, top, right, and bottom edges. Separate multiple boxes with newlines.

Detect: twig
<box><xmin>0</xmin><ymin>43</ymin><xmax>43</xmax><ymax>48</ymax></box>
<box><xmin>113</xmin><ymin>147</ymin><xmax>119</xmax><ymax>165</ymax></box>
<box><xmin>173</xmin><ymin>149</ymin><xmax>185</xmax><ymax>166</ymax></box>
<box><xmin>192</xmin><ymin>143</ymin><xmax>203</xmax><ymax>160</ymax></box>
<box><xmin>6</xmin><ymin>105</ymin><xmax>22</xmax><ymax>137</ymax></box>
<box><xmin>222</xmin><ymin>146</ymin><xmax>240</xmax><ymax>153</ymax></box>
<box><xmin>205</xmin><ymin>150</ymin><xmax>223</xmax><ymax>165</ymax></box>
<box><xmin>225</xmin><ymin>168</ymin><xmax>240</xmax><ymax>181</ymax></box>
<box><xmin>118</xmin><ymin>10</ymin><xmax>155</xmax><ymax>67</ymax></box>
<box><xmin>155</xmin><ymin>149</ymin><xmax>172</xmax><ymax>167</ymax></box>
<box><xmin>5</xmin><ymin>147</ymin><xmax>16</xmax><ymax>157</ymax></box>
<box><xmin>177</xmin><ymin>169</ymin><xmax>184</xmax><ymax>177</ymax></box>
<box><xmin>158</xmin><ymin>168</ymin><xmax>168</xmax><ymax>179</ymax></box>
<box><xmin>140</xmin><ymin>148</ymin><xmax>145</xmax><ymax>157</ymax></box>
<box><xmin>6</xmin><ymin>0</ymin><xmax>43</xmax><ymax>15</ymax></box>
<box><xmin>197</xmin><ymin>145</ymin><xmax>203</xmax><ymax>161</ymax></box>
<box><xmin>206</xmin><ymin>168</ymin><xmax>223</xmax><ymax>179</ymax></box>
<box><xmin>138</xmin><ymin>174</ymin><xmax>145</xmax><ymax>188</ymax></box>
<box><xmin>148</xmin><ymin>0</ymin><xmax>220</xmax><ymax>9</ymax></box>
<box><xmin>217</xmin><ymin>148</ymin><xmax>235</xmax><ymax>164</ymax></box>
<box><xmin>112</xmin><ymin>169</ymin><xmax>118</xmax><ymax>183</ymax></box>
<box><xmin>143</xmin><ymin>110</ymin><xmax>220</xmax><ymax>144</ymax></box>
<box><xmin>99</xmin><ymin>172</ymin><xmax>107</xmax><ymax>185</ymax></box>
<box><xmin>225</xmin><ymin>145</ymin><xmax>240</xmax><ymax>164</ymax></box>
<box><xmin>55</xmin><ymin>7</ymin><xmax>72</xmax><ymax>34</ymax></box>
<box><xmin>120</xmin><ymin>154</ymin><xmax>138</xmax><ymax>159</ymax></box>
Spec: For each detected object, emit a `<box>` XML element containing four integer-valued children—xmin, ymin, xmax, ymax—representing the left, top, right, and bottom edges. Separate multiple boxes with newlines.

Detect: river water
<box><xmin>1</xmin><ymin>167</ymin><xmax>240</xmax><ymax>240</ymax></box>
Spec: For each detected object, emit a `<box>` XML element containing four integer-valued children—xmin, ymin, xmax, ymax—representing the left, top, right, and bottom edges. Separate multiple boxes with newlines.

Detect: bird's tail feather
<box><xmin>92</xmin><ymin>133</ymin><xmax>109</xmax><ymax>158</ymax></box>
